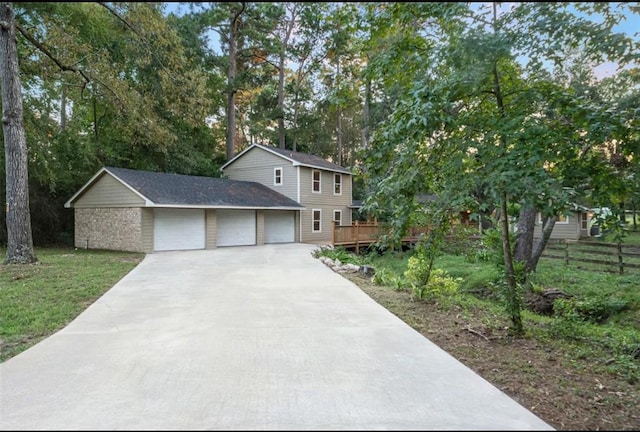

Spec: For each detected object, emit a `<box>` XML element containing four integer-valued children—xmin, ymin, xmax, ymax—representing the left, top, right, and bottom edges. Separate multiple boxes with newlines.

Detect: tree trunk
<box><xmin>500</xmin><ymin>195</ymin><xmax>522</xmax><ymax>334</ymax></box>
<box><xmin>361</xmin><ymin>75</ymin><xmax>370</xmax><ymax>150</ymax></box>
<box><xmin>1</xmin><ymin>2</ymin><xmax>37</xmax><ymax>264</ymax></box>
<box><xmin>226</xmin><ymin>4</ymin><xmax>245</xmax><ymax>161</ymax></box>
<box><xmin>277</xmin><ymin>3</ymin><xmax>296</xmax><ymax>150</ymax></box>
<box><xmin>514</xmin><ymin>205</ymin><xmax>536</xmax><ymax>264</ymax></box>
<box><xmin>335</xmin><ymin>50</ymin><xmax>342</xmax><ymax>166</ymax></box>
<box><xmin>60</xmin><ymin>81</ymin><xmax>67</xmax><ymax>132</ymax></box>
<box><xmin>277</xmin><ymin>51</ymin><xmax>286</xmax><ymax>149</ymax></box>
<box><xmin>361</xmin><ymin>75</ymin><xmax>371</xmax><ymax>197</ymax></box>
<box><xmin>490</xmin><ymin>3</ymin><xmax>521</xmax><ymax>334</ymax></box>
<box><xmin>528</xmin><ymin>215</ymin><xmax>557</xmax><ymax>272</ymax></box>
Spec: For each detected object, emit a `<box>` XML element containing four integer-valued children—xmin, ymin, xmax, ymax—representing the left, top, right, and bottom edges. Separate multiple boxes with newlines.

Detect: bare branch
<box><xmin>15</xmin><ymin>23</ymin><xmax>90</xmax><ymax>84</ymax></box>
<box><xmin>15</xmin><ymin>23</ymin><xmax>124</xmax><ymax>105</ymax></box>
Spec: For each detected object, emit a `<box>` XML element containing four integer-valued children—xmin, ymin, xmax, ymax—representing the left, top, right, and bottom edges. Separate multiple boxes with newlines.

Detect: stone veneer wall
<box><xmin>75</xmin><ymin>207</ymin><xmax>144</xmax><ymax>252</ymax></box>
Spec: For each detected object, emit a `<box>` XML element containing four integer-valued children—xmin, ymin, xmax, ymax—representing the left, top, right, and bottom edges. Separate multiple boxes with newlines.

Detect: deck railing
<box><xmin>332</xmin><ymin>220</ymin><xmax>429</xmax><ymax>252</ymax></box>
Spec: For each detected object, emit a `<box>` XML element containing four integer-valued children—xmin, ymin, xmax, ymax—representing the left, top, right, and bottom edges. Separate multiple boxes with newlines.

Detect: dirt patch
<box><xmin>341</xmin><ymin>272</ymin><xmax>640</xmax><ymax>431</ymax></box>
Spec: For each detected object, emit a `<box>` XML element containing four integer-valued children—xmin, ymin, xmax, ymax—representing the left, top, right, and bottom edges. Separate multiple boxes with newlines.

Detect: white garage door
<box><xmin>264</xmin><ymin>210</ymin><xmax>295</xmax><ymax>244</ymax></box>
<box><xmin>217</xmin><ymin>209</ymin><xmax>256</xmax><ymax>246</ymax></box>
<box><xmin>154</xmin><ymin>208</ymin><xmax>205</xmax><ymax>251</ymax></box>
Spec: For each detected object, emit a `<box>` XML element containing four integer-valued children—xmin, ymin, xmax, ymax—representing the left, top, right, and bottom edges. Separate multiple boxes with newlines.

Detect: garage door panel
<box><xmin>264</xmin><ymin>211</ymin><xmax>295</xmax><ymax>244</ymax></box>
<box><xmin>217</xmin><ymin>210</ymin><xmax>256</xmax><ymax>246</ymax></box>
<box><xmin>154</xmin><ymin>208</ymin><xmax>205</xmax><ymax>251</ymax></box>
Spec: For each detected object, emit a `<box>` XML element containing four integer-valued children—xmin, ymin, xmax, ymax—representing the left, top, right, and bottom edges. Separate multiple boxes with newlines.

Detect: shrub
<box><xmin>554</xmin><ymin>295</ymin><xmax>629</xmax><ymax>324</ymax></box>
<box><xmin>405</xmin><ymin>254</ymin><xmax>460</xmax><ymax>300</ymax></box>
<box><xmin>372</xmin><ymin>267</ymin><xmax>407</xmax><ymax>291</ymax></box>
<box><xmin>404</xmin><ymin>253</ymin><xmax>431</xmax><ymax>290</ymax></box>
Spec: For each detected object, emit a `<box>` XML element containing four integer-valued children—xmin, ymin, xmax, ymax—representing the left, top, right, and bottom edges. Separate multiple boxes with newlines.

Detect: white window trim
<box><xmin>312</xmin><ymin>169</ymin><xmax>321</xmax><ymax>194</ymax></box>
<box><xmin>312</xmin><ymin>209</ymin><xmax>322</xmax><ymax>233</ymax></box>
<box><xmin>538</xmin><ymin>212</ymin><xmax>570</xmax><ymax>225</ymax></box>
<box><xmin>333</xmin><ymin>173</ymin><xmax>342</xmax><ymax>195</ymax></box>
<box><xmin>580</xmin><ymin>212</ymin><xmax>588</xmax><ymax>230</ymax></box>
<box><xmin>274</xmin><ymin>167</ymin><xmax>283</xmax><ymax>186</ymax></box>
<box><xmin>333</xmin><ymin>209</ymin><xmax>342</xmax><ymax>226</ymax></box>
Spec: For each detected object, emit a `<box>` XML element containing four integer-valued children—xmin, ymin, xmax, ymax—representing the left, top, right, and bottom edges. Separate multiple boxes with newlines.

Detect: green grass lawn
<box><xmin>0</xmin><ymin>247</ymin><xmax>144</xmax><ymax>362</ymax></box>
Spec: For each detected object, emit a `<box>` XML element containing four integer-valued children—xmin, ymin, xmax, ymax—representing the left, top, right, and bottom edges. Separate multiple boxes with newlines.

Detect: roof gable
<box><xmin>66</xmin><ymin>167</ymin><xmax>304</xmax><ymax>209</ymax></box>
<box><xmin>221</xmin><ymin>144</ymin><xmax>352</xmax><ymax>175</ymax></box>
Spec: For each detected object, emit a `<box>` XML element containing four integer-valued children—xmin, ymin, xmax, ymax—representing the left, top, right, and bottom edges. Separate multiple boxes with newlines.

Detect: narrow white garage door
<box><xmin>264</xmin><ymin>210</ymin><xmax>295</xmax><ymax>244</ymax></box>
<box><xmin>154</xmin><ymin>208</ymin><xmax>205</xmax><ymax>251</ymax></box>
<box><xmin>217</xmin><ymin>209</ymin><xmax>256</xmax><ymax>247</ymax></box>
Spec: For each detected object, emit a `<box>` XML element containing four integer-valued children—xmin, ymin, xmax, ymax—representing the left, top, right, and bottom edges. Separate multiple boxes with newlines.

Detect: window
<box><xmin>538</xmin><ymin>212</ymin><xmax>569</xmax><ymax>224</ymax></box>
<box><xmin>274</xmin><ymin>167</ymin><xmax>283</xmax><ymax>186</ymax></box>
<box><xmin>312</xmin><ymin>170</ymin><xmax>321</xmax><ymax>193</ymax></box>
<box><xmin>334</xmin><ymin>173</ymin><xmax>342</xmax><ymax>195</ymax></box>
<box><xmin>312</xmin><ymin>209</ymin><xmax>322</xmax><ymax>232</ymax></box>
<box><xmin>581</xmin><ymin>212</ymin><xmax>588</xmax><ymax>230</ymax></box>
<box><xmin>333</xmin><ymin>210</ymin><xmax>342</xmax><ymax>226</ymax></box>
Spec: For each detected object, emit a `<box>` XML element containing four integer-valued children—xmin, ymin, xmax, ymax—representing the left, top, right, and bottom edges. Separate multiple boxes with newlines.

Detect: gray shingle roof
<box><xmin>262</xmin><ymin>145</ymin><xmax>351</xmax><ymax>174</ymax></box>
<box><xmin>222</xmin><ymin>144</ymin><xmax>352</xmax><ymax>175</ymax></box>
<box><xmin>105</xmin><ymin>167</ymin><xmax>303</xmax><ymax>209</ymax></box>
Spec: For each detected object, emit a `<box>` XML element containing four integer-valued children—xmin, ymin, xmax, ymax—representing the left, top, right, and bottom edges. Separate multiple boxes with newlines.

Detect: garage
<box><xmin>217</xmin><ymin>209</ymin><xmax>257</xmax><ymax>246</ymax></box>
<box><xmin>154</xmin><ymin>208</ymin><xmax>205</xmax><ymax>251</ymax></box>
<box><xmin>264</xmin><ymin>210</ymin><xmax>295</xmax><ymax>244</ymax></box>
<box><xmin>66</xmin><ymin>167</ymin><xmax>304</xmax><ymax>252</ymax></box>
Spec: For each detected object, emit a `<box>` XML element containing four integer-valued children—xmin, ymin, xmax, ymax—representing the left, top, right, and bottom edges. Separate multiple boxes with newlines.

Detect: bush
<box><xmin>554</xmin><ymin>295</ymin><xmax>629</xmax><ymax>324</ymax></box>
<box><xmin>372</xmin><ymin>267</ymin><xmax>407</xmax><ymax>291</ymax></box>
<box><xmin>404</xmin><ymin>253</ymin><xmax>460</xmax><ymax>300</ymax></box>
<box><xmin>404</xmin><ymin>253</ymin><xmax>431</xmax><ymax>290</ymax></box>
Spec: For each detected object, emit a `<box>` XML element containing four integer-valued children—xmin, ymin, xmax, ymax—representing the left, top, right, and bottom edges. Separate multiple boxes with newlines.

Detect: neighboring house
<box><xmin>64</xmin><ymin>166</ymin><xmax>304</xmax><ymax>253</ymax></box>
<box><xmin>65</xmin><ymin>145</ymin><xmax>355</xmax><ymax>252</ymax></box>
<box><xmin>221</xmin><ymin>144</ymin><xmax>354</xmax><ymax>245</ymax></box>
<box><xmin>533</xmin><ymin>205</ymin><xmax>593</xmax><ymax>241</ymax></box>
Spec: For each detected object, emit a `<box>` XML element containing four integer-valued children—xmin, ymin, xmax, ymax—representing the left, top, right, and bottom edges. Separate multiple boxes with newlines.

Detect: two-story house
<box><xmin>221</xmin><ymin>144</ymin><xmax>353</xmax><ymax>245</ymax></box>
<box><xmin>64</xmin><ymin>144</ymin><xmax>353</xmax><ymax>252</ymax></box>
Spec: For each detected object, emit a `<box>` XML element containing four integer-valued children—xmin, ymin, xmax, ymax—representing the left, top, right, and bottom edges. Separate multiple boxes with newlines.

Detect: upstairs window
<box><xmin>274</xmin><ymin>167</ymin><xmax>283</xmax><ymax>186</ymax></box>
<box><xmin>312</xmin><ymin>169</ymin><xmax>321</xmax><ymax>193</ymax></box>
<box><xmin>334</xmin><ymin>173</ymin><xmax>342</xmax><ymax>195</ymax></box>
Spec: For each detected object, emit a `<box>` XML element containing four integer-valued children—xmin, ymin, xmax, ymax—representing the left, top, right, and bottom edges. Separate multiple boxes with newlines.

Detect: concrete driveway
<box><xmin>0</xmin><ymin>243</ymin><xmax>554</xmax><ymax>430</ymax></box>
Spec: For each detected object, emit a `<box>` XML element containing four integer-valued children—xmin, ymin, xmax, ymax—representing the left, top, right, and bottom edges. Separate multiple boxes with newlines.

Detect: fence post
<box><xmin>618</xmin><ymin>242</ymin><xmax>624</xmax><ymax>274</ymax></box>
<box><xmin>355</xmin><ymin>221</ymin><xmax>360</xmax><ymax>254</ymax></box>
<box><xmin>564</xmin><ymin>240</ymin><xmax>569</xmax><ymax>266</ymax></box>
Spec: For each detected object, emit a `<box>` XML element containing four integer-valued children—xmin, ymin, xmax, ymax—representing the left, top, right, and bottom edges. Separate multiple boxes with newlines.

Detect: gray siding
<box><xmin>223</xmin><ymin>147</ymin><xmax>298</xmax><ymax>201</ymax></box>
<box><xmin>74</xmin><ymin>174</ymin><xmax>145</xmax><ymax>208</ymax></box>
<box><xmin>224</xmin><ymin>147</ymin><xmax>354</xmax><ymax>244</ymax></box>
<box><xmin>533</xmin><ymin>212</ymin><xmax>581</xmax><ymax>240</ymax></box>
<box><xmin>299</xmin><ymin>167</ymin><xmax>353</xmax><ymax>244</ymax></box>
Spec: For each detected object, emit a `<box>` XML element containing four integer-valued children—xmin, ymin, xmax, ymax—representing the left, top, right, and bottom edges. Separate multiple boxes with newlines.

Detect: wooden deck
<box><xmin>332</xmin><ymin>221</ymin><xmax>429</xmax><ymax>253</ymax></box>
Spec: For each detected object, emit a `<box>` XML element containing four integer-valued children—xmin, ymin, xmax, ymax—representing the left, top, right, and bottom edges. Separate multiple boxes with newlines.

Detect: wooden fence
<box><xmin>542</xmin><ymin>240</ymin><xmax>640</xmax><ymax>274</ymax></box>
